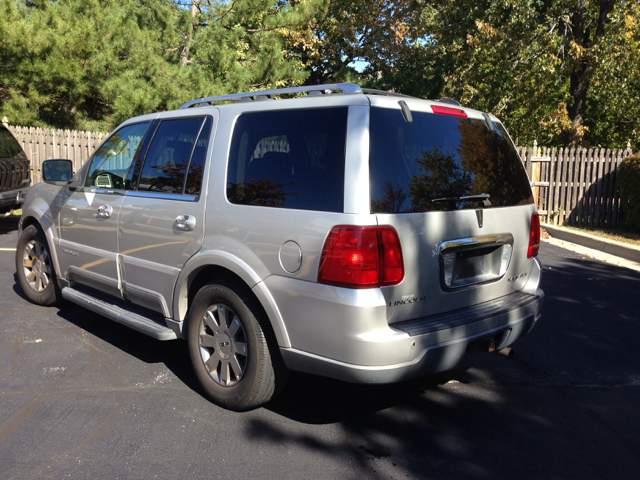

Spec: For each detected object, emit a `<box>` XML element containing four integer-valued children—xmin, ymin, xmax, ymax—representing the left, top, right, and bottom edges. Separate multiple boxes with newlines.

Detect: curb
<box><xmin>542</xmin><ymin>224</ymin><xmax>640</xmax><ymax>264</ymax></box>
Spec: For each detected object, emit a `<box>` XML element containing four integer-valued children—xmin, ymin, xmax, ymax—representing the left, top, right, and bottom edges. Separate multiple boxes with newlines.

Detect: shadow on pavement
<box><xmin>0</xmin><ymin>215</ymin><xmax>20</xmax><ymax>235</ymax></box>
<box><xmin>6</xmin><ymin>241</ymin><xmax>639</xmax><ymax>479</ymax></box>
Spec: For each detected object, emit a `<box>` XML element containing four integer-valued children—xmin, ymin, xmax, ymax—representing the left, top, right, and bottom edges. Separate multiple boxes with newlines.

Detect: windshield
<box><xmin>369</xmin><ymin>107</ymin><xmax>533</xmax><ymax>213</ymax></box>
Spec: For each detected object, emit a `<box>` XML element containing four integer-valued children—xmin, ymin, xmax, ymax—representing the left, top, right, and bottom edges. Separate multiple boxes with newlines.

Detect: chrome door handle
<box><xmin>175</xmin><ymin>214</ymin><xmax>196</xmax><ymax>231</ymax></box>
<box><xmin>97</xmin><ymin>205</ymin><xmax>113</xmax><ymax>218</ymax></box>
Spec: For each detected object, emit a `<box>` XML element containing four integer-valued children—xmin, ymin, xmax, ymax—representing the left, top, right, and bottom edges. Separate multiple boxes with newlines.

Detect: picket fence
<box><xmin>4</xmin><ymin>123</ymin><xmax>635</xmax><ymax>228</ymax></box>
<box><xmin>519</xmin><ymin>141</ymin><xmax>633</xmax><ymax>228</ymax></box>
<box><xmin>6</xmin><ymin>124</ymin><xmax>108</xmax><ymax>185</ymax></box>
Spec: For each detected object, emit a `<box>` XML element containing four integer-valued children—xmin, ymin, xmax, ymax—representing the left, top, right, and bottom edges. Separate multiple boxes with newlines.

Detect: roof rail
<box><xmin>360</xmin><ymin>88</ymin><xmax>413</xmax><ymax>98</ymax></box>
<box><xmin>179</xmin><ymin>83</ymin><xmax>364</xmax><ymax>109</ymax></box>
<box><xmin>431</xmin><ymin>98</ymin><xmax>461</xmax><ymax>106</ymax></box>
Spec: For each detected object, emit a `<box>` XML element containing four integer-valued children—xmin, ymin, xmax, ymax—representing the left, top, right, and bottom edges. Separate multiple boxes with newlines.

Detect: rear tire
<box><xmin>187</xmin><ymin>279</ymin><xmax>282</xmax><ymax>411</ymax></box>
<box><xmin>15</xmin><ymin>224</ymin><xmax>61</xmax><ymax>306</ymax></box>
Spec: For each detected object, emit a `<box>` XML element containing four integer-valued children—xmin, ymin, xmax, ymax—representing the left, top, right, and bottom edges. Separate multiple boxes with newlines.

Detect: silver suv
<box><xmin>16</xmin><ymin>83</ymin><xmax>544</xmax><ymax>411</ymax></box>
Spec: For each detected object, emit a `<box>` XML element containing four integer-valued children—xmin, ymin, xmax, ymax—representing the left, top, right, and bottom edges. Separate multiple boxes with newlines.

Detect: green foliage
<box><xmin>410</xmin><ymin>0</ymin><xmax>640</xmax><ymax>148</ymax></box>
<box><xmin>0</xmin><ymin>0</ymin><xmax>320</xmax><ymax>131</ymax></box>
<box><xmin>302</xmin><ymin>1</ymin><xmax>640</xmax><ymax>149</ymax></box>
<box><xmin>618</xmin><ymin>153</ymin><xmax>640</xmax><ymax>232</ymax></box>
<box><xmin>1</xmin><ymin>0</ymin><xmax>639</xmax><ymax>149</ymax></box>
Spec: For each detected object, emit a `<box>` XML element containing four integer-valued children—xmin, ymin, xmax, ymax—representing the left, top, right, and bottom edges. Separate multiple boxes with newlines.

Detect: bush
<box><xmin>618</xmin><ymin>153</ymin><xmax>640</xmax><ymax>232</ymax></box>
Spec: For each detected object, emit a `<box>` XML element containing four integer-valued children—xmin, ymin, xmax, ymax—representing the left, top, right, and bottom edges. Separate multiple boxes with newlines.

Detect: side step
<box><xmin>61</xmin><ymin>287</ymin><xmax>178</xmax><ymax>341</ymax></box>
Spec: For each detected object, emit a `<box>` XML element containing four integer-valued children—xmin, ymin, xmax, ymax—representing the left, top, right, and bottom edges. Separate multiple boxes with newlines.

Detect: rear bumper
<box><xmin>279</xmin><ymin>289</ymin><xmax>544</xmax><ymax>383</ymax></box>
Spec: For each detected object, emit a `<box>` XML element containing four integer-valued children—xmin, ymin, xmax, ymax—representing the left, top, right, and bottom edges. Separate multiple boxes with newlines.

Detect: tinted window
<box><xmin>0</xmin><ymin>128</ymin><xmax>24</xmax><ymax>157</ymax></box>
<box><xmin>138</xmin><ymin>117</ymin><xmax>208</xmax><ymax>194</ymax></box>
<box><xmin>226</xmin><ymin>108</ymin><xmax>348</xmax><ymax>212</ymax></box>
<box><xmin>185</xmin><ymin>117</ymin><xmax>212</xmax><ymax>195</ymax></box>
<box><xmin>86</xmin><ymin>122</ymin><xmax>150</xmax><ymax>188</ymax></box>
<box><xmin>0</xmin><ymin>136</ymin><xmax>9</xmax><ymax>158</ymax></box>
<box><xmin>369</xmin><ymin>108</ymin><xmax>533</xmax><ymax>213</ymax></box>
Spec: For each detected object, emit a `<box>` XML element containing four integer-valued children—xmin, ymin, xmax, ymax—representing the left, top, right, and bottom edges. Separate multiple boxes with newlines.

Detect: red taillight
<box><xmin>318</xmin><ymin>225</ymin><xmax>404</xmax><ymax>288</ymax></box>
<box><xmin>527</xmin><ymin>212</ymin><xmax>540</xmax><ymax>258</ymax></box>
<box><xmin>430</xmin><ymin>105</ymin><xmax>468</xmax><ymax>117</ymax></box>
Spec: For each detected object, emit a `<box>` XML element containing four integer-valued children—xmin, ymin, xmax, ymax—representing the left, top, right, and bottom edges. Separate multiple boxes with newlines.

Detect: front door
<box><xmin>57</xmin><ymin>121</ymin><xmax>151</xmax><ymax>297</ymax></box>
<box><xmin>118</xmin><ymin>114</ymin><xmax>216</xmax><ymax>316</ymax></box>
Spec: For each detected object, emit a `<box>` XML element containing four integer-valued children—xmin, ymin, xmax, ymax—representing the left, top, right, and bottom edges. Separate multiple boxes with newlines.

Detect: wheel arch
<box><xmin>173</xmin><ymin>251</ymin><xmax>291</xmax><ymax>348</ymax></box>
<box><xmin>18</xmin><ymin>211</ymin><xmax>62</xmax><ymax>282</ymax></box>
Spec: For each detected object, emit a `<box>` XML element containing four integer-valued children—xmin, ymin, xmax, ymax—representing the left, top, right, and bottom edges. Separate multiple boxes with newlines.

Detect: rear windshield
<box><xmin>369</xmin><ymin>107</ymin><xmax>533</xmax><ymax>213</ymax></box>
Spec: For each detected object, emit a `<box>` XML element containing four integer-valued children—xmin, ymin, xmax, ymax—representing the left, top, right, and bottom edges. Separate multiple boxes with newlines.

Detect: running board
<box><xmin>61</xmin><ymin>287</ymin><xmax>178</xmax><ymax>341</ymax></box>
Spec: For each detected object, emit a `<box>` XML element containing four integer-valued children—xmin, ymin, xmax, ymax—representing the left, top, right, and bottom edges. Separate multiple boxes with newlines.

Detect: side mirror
<box><xmin>42</xmin><ymin>159</ymin><xmax>73</xmax><ymax>185</ymax></box>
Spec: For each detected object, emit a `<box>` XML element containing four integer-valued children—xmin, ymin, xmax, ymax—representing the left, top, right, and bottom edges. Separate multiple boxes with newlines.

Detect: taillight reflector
<box><xmin>527</xmin><ymin>212</ymin><xmax>540</xmax><ymax>258</ymax></box>
<box><xmin>430</xmin><ymin>105</ymin><xmax>468</xmax><ymax>117</ymax></box>
<box><xmin>318</xmin><ymin>225</ymin><xmax>404</xmax><ymax>288</ymax></box>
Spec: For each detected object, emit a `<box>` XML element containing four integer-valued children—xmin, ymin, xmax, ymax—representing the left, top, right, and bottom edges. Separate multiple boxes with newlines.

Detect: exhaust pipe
<box><xmin>494</xmin><ymin>346</ymin><xmax>514</xmax><ymax>359</ymax></box>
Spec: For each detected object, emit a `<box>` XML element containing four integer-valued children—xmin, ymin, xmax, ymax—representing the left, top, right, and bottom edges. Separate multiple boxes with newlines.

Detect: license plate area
<box><xmin>438</xmin><ymin>234</ymin><xmax>513</xmax><ymax>290</ymax></box>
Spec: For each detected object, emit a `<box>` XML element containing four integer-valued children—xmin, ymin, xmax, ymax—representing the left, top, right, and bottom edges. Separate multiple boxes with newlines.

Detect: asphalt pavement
<box><xmin>1</xmin><ymin>214</ymin><xmax>639</xmax><ymax>479</ymax></box>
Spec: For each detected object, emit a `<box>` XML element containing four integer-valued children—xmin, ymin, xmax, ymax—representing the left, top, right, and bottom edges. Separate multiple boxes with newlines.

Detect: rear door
<box><xmin>118</xmin><ymin>113</ymin><xmax>216</xmax><ymax>316</ymax></box>
<box><xmin>368</xmin><ymin>102</ymin><xmax>536</xmax><ymax>323</ymax></box>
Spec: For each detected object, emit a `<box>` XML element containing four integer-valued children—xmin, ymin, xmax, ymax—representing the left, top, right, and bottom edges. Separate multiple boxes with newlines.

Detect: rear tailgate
<box><xmin>377</xmin><ymin>205</ymin><xmax>538</xmax><ymax>324</ymax></box>
<box><xmin>367</xmin><ymin>100</ymin><xmax>538</xmax><ymax>325</ymax></box>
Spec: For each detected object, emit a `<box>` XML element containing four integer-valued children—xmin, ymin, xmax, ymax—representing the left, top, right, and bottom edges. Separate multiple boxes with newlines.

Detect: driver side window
<box><xmin>85</xmin><ymin>122</ymin><xmax>150</xmax><ymax>188</ymax></box>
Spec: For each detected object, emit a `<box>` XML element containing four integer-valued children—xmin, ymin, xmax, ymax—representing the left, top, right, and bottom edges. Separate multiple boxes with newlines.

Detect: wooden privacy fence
<box><xmin>6</xmin><ymin>124</ymin><xmax>107</xmax><ymax>185</ymax></box>
<box><xmin>4</xmin><ymin>123</ymin><xmax>635</xmax><ymax>228</ymax></box>
<box><xmin>519</xmin><ymin>141</ymin><xmax>633</xmax><ymax>228</ymax></box>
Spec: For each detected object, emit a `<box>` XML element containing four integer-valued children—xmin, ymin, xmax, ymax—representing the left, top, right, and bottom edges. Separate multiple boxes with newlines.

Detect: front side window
<box><xmin>369</xmin><ymin>108</ymin><xmax>533</xmax><ymax>213</ymax></box>
<box><xmin>137</xmin><ymin>116</ymin><xmax>210</xmax><ymax>195</ymax></box>
<box><xmin>85</xmin><ymin>122</ymin><xmax>150</xmax><ymax>189</ymax></box>
<box><xmin>226</xmin><ymin>108</ymin><xmax>348</xmax><ymax>212</ymax></box>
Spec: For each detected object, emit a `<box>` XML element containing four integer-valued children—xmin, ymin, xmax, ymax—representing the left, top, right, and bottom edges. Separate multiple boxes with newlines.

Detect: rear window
<box><xmin>226</xmin><ymin>108</ymin><xmax>348</xmax><ymax>212</ymax></box>
<box><xmin>369</xmin><ymin>107</ymin><xmax>533</xmax><ymax>213</ymax></box>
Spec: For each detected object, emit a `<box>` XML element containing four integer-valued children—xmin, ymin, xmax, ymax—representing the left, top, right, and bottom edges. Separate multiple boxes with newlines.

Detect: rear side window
<box><xmin>226</xmin><ymin>108</ymin><xmax>348</xmax><ymax>212</ymax></box>
<box><xmin>138</xmin><ymin>116</ymin><xmax>211</xmax><ymax>195</ymax></box>
<box><xmin>369</xmin><ymin>107</ymin><xmax>533</xmax><ymax>213</ymax></box>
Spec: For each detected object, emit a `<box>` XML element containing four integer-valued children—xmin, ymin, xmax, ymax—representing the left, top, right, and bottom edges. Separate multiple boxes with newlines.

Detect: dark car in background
<box><xmin>0</xmin><ymin>125</ymin><xmax>30</xmax><ymax>214</ymax></box>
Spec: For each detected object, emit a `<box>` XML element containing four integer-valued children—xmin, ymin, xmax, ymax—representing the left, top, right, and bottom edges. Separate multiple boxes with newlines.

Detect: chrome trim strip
<box><xmin>436</xmin><ymin>233</ymin><xmax>514</xmax><ymax>255</ymax></box>
<box><xmin>124</xmin><ymin>191</ymin><xmax>198</xmax><ymax>202</ymax></box>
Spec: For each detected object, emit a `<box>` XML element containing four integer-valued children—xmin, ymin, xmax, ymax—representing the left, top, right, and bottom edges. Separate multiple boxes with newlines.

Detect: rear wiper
<box><xmin>431</xmin><ymin>194</ymin><xmax>491</xmax><ymax>207</ymax></box>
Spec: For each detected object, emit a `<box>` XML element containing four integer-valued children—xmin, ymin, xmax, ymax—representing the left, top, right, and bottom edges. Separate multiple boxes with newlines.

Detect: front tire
<box><xmin>16</xmin><ymin>224</ymin><xmax>61</xmax><ymax>306</ymax></box>
<box><xmin>187</xmin><ymin>280</ymin><xmax>281</xmax><ymax>411</ymax></box>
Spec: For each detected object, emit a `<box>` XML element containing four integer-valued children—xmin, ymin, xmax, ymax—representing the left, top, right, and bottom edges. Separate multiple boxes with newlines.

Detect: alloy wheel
<box><xmin>198</xmin><ymin>304</ymin><xmax>248</xmax><ymax>386</ymax></box>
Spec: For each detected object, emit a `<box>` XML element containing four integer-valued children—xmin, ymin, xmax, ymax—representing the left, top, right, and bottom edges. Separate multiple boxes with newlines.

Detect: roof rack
<box><xmin>361</xmin><ymin>87</ymin><xmax>413</xmax><ymax>98</ymax></box>
<box><xmin>179</xmin><ymin>83</ymin><xmax>416</xmax><ymax>109</ymax></box>
<box><xmin>431</xmin><ymin>98</ymin><xmax>462</xmax><ymax>106</ymax></box>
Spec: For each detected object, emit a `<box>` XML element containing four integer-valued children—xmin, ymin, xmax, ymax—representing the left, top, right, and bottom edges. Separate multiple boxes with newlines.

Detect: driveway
<box><xmin>1</xmin><ymin>215</ymin><xmax>639</xmax><ymax>479</ymax></box>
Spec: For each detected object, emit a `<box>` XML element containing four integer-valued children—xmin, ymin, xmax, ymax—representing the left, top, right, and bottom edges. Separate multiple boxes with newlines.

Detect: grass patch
<box><xmin>561</xmin><ymin>225</ymin><xmax>640</xmax><ymax>247</ymax></box>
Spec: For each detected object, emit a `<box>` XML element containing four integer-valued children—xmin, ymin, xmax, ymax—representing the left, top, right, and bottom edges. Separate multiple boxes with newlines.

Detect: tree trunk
<box><xmin>566</xmin><ymin>63</ymin><xmax>592</xmax><ymax>145</ymax></box>
<box><xmin>564</xmin><ymin>0</ymin><xmax>617</xmax><ymax>145</ymax></box>
<box><xmin>180</xmin><ymin>1</ymin><xmax>198</xmax><ymax>67</ymax></box>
